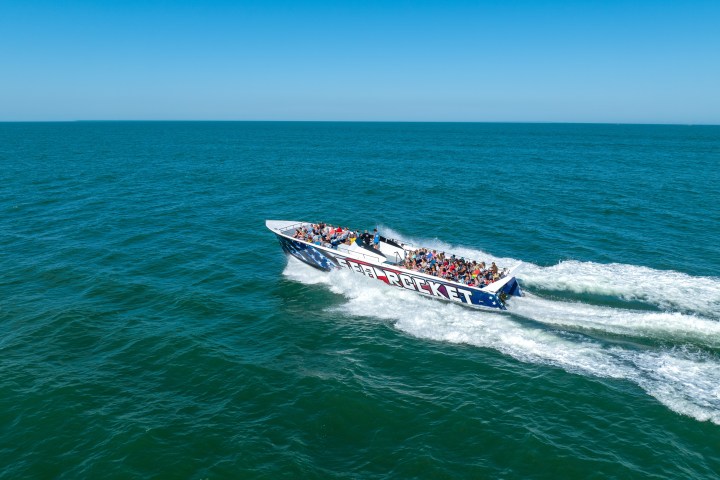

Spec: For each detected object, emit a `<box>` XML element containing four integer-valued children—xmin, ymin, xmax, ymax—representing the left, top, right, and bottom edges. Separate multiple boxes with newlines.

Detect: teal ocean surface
<box><xmin>1</xmin><ymin>122</ymin><xmax>719</xmax><ymax>479</ymax></box>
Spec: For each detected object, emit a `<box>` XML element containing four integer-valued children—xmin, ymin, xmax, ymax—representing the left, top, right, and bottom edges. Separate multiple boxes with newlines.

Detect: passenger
<box><xmin>373</xmin><ymin>229</ymin><xmax>380</xmax><ymax>249</ymax></box>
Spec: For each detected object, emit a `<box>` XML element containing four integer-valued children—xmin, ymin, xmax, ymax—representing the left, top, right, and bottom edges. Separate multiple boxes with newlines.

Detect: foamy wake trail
<box><xmin>520</xmin><ymin>261</ymin><xmax>720</xmax><ymax>319</ymax></box>
<box><xmin>380</xmin><ymin>226</ymin><xmax>720</xmax><ymax>319</ymax></box>
<box><xmin>283</xmin><ymin>258</ymin><xmax>720</xmax><ymax>425</ymax></box>
<box><xmin>509</xmin><ymin>295</ymin><xmax>720</xmax><ymax>348</ymax></box>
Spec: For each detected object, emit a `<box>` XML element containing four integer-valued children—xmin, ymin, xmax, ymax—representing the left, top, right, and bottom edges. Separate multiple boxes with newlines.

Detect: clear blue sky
<box><xmin>2</xmin><ymin>0</ymin><xmax>718</xmax><ymax>123</ymax></box>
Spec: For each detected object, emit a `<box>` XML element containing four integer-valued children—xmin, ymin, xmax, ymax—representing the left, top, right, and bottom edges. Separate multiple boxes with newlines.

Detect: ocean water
<box><xmin>1</xmin><ymin>121</ymin><xmax>719</xmax><ymax>479</ymax></box>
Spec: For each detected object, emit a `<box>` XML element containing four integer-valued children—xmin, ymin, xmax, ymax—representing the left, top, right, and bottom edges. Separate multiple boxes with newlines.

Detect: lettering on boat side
<box><xmin>413</xmin><ymin>277</ymin><xmax>431</xmax><ymax>296</ymax></box>
<box><xmin>400</xmin><ymin>273</ymin><xmax>416</xmax><ymax>290</ymax></box>
<box><xmin>335</xmin><ymin>257</ymin><xmax>484</xmax><ymax>305</ymax></box>
<box><xmin>272</xmin><ymin>231</ymin><xmax>503</xmax><ymax>309</ymax></box>
<box><xmin>384</xmin><ymin>270</ymin><xmax>401</xmax><ymax>287</ymax></box>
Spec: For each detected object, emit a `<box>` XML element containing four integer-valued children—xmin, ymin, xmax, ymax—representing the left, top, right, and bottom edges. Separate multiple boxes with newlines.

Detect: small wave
<box><xmin>282</xmin><ymin>257</ymin><xmax>720</xmax><ymax>425</ymax></box>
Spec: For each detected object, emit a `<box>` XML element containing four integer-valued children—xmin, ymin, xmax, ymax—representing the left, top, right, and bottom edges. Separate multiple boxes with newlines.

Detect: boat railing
<box><xmin>334</xmin><ymin>244</ymin><xmax>388</xmax><ymax>263</ymax></box>
<box><xmin>276</xmin><ymin>221</ymin><xmax>312</xmax><ymax>235</ymax></box>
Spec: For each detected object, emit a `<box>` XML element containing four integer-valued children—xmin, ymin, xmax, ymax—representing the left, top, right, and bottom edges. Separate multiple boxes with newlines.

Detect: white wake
<box><xmin>281</xmin><ymin>227</ymin><xmax>720</xmax><ymax>426</ymax></box>
<box><xmin>379</xmin><ymin>226</ymin><xmax>720</xmax><ymax>319</ymax></box>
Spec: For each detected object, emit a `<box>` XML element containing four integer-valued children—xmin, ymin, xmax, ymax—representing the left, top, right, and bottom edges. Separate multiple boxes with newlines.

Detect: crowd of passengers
<box><xmin>404</xmin><ymin>248</ymin><xmax>503</xmax><ymax>287</ymax></box>
<box><xmin>292</xmin><ymin>223</ymin><xmax>504</xmax><ymax>287</ymax></box>
<box><xmin>292</xmin><ymin>223</ymin><xmax>361</xmax><ymax>248</ymax></box>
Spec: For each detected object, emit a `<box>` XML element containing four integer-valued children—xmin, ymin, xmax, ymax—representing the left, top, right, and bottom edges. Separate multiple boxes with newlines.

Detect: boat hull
<box><xmin>272</xmin><ymin>227</ymin><xmax>520</xmax><ymax>311</ymax></box>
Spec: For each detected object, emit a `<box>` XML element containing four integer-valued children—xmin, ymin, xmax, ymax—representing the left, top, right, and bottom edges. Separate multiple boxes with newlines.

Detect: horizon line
<box><xmin>1</xmin><ymin>119</ymin><xmax>717</xmax><ymax>126</ymax></box>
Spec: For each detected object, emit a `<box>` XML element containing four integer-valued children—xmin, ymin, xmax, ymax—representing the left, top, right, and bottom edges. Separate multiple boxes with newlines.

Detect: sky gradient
<box><xmin>2</xmin><ymin>0</ymin><xmax>719</xmax><ymax>123</ymax></box>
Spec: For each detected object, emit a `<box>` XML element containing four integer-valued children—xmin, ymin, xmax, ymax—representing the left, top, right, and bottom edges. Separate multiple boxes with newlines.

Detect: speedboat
<box><xmin>266</xmin><ymin>220</ymin><xmax>522</xmax><ymax>311</ymax></box>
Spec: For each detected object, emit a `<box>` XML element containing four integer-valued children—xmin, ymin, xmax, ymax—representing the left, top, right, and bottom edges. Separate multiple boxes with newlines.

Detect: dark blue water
<box><xmin>1</xmin><ymin>122</ymin><xmax>719</xmax><ymax>479</ymax></box>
